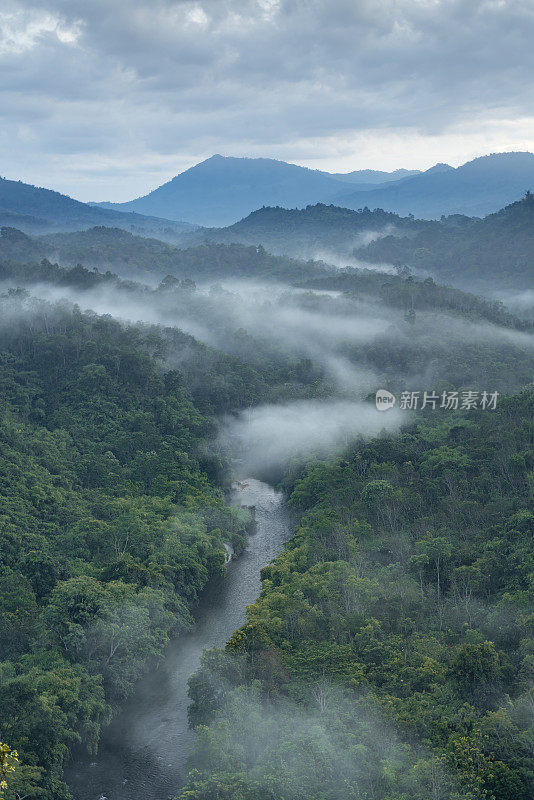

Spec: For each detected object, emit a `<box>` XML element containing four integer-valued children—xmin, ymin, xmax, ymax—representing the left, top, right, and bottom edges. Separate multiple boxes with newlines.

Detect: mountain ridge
<box><xmin>334</xmin><ymin>152</ymin><xmax>534</xmax><ymax>218</ymax></box>
<box><xmin>92</xmin><ymin>151</ymin><xmax>534</xmax><ymax>226</ymax></box>
<box><xmin>3</xmin><ymin>192</ymin><xmax>533</xmax><ymax>291</ymax></box>
<box><xmin>92</xmin><ymin>155</ymin><xmax>423</xmax><ymax>226</ymax></box>
<box><xmin>0</xmin><ymin>224</ymin><xmax>334</xmax><ymax>283</ymax></box>
<box><xmin>0</xmin><ymin>176</ymin><xmax>196</xmax><ymax>238</ymax></box>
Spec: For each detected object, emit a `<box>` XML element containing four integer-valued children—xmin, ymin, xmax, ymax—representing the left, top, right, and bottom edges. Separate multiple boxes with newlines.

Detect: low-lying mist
<box><xmin>498</xmin><ymin>289</ymin><xmax>534</xmax><ymax>322</ymax></box>
<box><xmin>4</xmin><ymin>275</ymin><xmax>533</xmax><ymax>478</ymax></box>
<box><xmin>11</xmin><ymin>279</ymin><xmax>396</xmax><ymax>396</ymax></box>
<box><xmin>14</xmin><ymin>276</ymin><xmax>534</xmax><ymax>372</ymax></box>
<box><xmin>219</xmin><ymin>398</ymin><xmax>405</xmax><ymax>479</ymax></box>
<box><xmin>309</xmin><ymin>248</ymin><xmax>396</xmax><ymax>273</ymax></box>
<box><xmin>183</xmin><ymin>675</ymin><xmax>461</xmax><ymax>800</ymax></box>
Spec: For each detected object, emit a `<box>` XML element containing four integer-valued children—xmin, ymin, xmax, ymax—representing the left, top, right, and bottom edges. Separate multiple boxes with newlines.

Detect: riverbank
<box><xmin>65</xmin><ymin>480</ymin><xmax>291</xmax><ymax>800</ymax></box>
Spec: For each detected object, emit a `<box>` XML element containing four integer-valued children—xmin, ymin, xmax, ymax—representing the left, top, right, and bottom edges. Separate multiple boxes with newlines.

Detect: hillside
<box><xmin>335</xmin><ymin>152</ymin><xmax>534</xmax><ymax>218</ymax></box>
<box><xmin>0</xmin><ymin>177</ymin><xmax>195</xmax><ymax>238</ymax></box>
<box><xmin>355</xmin><ymin>192</ymin><xmax>534</xmax><ymax>290</ymax></box>
<box><xmin>190</xmin><ymin>195</ymin><xmax>534</xmax><ymax>291</ymax></box>
<box><xmin>0</xmin><ymin>291</ymin><xmax>311</xmax><ymax>799</ymax></box>
<box><xmin>198</xmin><ymin>203</ymin><xmax>431</xmax><ymax>260</ymax></box>
<box><xmin>0</xmin><ymin>225</ymin><xmax>334</xmax><ymax>283</ymax></box>
<box><xmin>181</xmin><ymin>390</ymin><xmax>534</xmax><ymax>800</ymax></box>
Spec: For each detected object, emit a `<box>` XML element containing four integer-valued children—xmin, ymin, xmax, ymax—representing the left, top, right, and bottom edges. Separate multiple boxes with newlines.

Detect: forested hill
<box><xmin>300</xmin><ymin>270</ymin><xmax>531</xmax><ymax>331</ymax></box>
<box><xmin>0</xmin><ymin>253</ymin><xmax>528</xmax><ymax>337</ymax></box>
<box><xmin>1</xmin><ymin>228</ymin><xmax>533</xmax><ymax>799</ymax></box>
<box><xmin>0</xmin><ymin>176</ymin><xmax>195</xmax><ymax>238</ymax></box>
<box><xmin>200</xmin><ymin>203</ymin><xmax>428</xmax><ymax>259</ymax></box>
<box><xmin>355</xmin><ymin>193</ymin><xmax>534</xmax><ymax>290</ymax></box>
<box><xmin>0</xmin><ymin>295</ymin><xmax>236</xmax><ymax>799</ymax></box>
<box><xmin>1</xmin><ymin>258</ymin><xmax>533</xmax><ymax>402</ymax></box>
<box><xmin>0</xmin><ymin>289</ymin><xmax>325</xmax><ymax>799</ymax></box>
<box><xmin>4</xmin><ymin>196</ymin><xmax>534</xmax><ymax>292</ymax></box>
<box><xmin>180</xmin><ymin>391</ymin><xmax>534</xmax><ymax>800</ymax></box>
<box><xmin>198</xmin><ymin>196</ymin><xmax>534</xmax><ymax>291</ymax></box>
<box><xmin>0</xmin><ymin>226</ymin><xmax>333</xmax><ymax>283</ymax></box>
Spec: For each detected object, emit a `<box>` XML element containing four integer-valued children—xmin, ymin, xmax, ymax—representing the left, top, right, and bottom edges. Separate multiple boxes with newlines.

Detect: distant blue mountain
<box><xmin>330</xmin><ymin>167</ymin><xmax>420</xmax><ymax>184</ymax></box>
<box><xmin>94</xmin><ymin>155</ymin><xmax>418</xmax><ymax>227</ymax></box>
<box><xmin>5</xmin><ymin>152</ymin><xmax>534</xmax><ymax>235</ymax></box>
<box><xmin>333</xmin><ymin>153</ymin><xmax>534</xmax><ymax>218</ymax></box>
<box><xmin>0</xmin><ymin>176</ymin><xmax>195</xmax><ymax>238</ymax></box>
<box><xmin>94</xmin><ymin>152</ymin><xmax>534</xmax><ymax>226</ymax></box>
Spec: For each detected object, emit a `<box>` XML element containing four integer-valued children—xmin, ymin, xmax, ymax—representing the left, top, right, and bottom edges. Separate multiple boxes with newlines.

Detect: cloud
<box><xmin>1</xmin><ymin>0</ymin><xmax>534</xmax><ymax>199</ymax></box>
<box><xmin>0</xmin><ymin>6</ymin><xmax>80</xmax><ymax>54</ymax></box>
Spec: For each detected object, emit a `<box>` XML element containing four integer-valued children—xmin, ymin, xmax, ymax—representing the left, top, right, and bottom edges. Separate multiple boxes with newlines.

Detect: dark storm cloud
<box><xmin>1</xmin><ymin>0</ymin><xmax>533</xmax><ymax>198</ymax></box>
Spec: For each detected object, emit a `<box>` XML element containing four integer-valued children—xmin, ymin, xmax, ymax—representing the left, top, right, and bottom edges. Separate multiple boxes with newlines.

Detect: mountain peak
<box><xmin>424</xmin><ymin>163</ymin><xmax>454</xmax><ymax>174</ymax></box>
<box><xmin>89</xmin><ymin>150</ymin><xmax>534</xmax><ymax>227</ymax></box>
<box><xmin>462</xmin><ymin>151</ymin><xmax>534</xmax><ymax>170</ymax></box>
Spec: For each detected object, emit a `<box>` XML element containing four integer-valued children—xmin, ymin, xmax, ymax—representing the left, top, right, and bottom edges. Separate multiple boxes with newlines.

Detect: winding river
<box><xmin>65</xmin><ymin>479</ymin><xmax>290</xmax><ymax>800</ymax></box>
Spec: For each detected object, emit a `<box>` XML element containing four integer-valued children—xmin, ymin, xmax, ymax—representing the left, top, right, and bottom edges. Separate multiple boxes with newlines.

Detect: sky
<box><xmin>1</xmin><ymin>0</ymin><xmax>534</xmax><ymax>201</ymax></box>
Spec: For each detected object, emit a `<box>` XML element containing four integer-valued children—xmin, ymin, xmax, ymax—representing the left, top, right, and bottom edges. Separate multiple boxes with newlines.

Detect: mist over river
<box><xmin>65</xmin><ymin>480</ymin><xmax>290</xmax><ymax>800</ymax></box>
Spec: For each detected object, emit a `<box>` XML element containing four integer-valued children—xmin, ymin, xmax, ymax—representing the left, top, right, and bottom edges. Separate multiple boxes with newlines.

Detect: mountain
<box><xmin>94</xmin><ymin>155</ymin><xmax>351</xmax><ymax>226</ymax></box>
<box><xmin>192</xmin><ymin>203</ymin><xmax>432</xmax><ymax>261</ymax></box>
<box><xmin>5</xmin><ymin>168</ymin><xmax>533</xmax><ymax>290</ymax></box>
<box><xmin>423</xmin><ymin>162</ymin><xmax>455</xmax><ymax>175</ymax></box>
<box><xmin>0</xmin><ymin>176</ymin><xmax>196</xmax><ymax>238</ymax></box>
<box><xmin>94</xmin><ymin>152</ymin><xmax>534</xmax><ymax>226</ymax></box>
<box><xmin>333</xmin><ymin>152</ymin><xmax>534</xmax><ymax>218</ymax></box>
<box><xmin>0</xmin><ymin>225</ymin><xmax>333</xmax><ymax>283</ymax></box>
<box><xmin>193</xmin><ymin>193</ymin><xmax>534</xmax><ymax>290</ymax></box>
<box><xmin>330</xmin><ymin>167</ymin><xmax>420</xmax><ymax>184</ymax></box>
<box><xmin>94</xmin><ymin>155</ymin><xmax>419</xmax><ymax>227</ymax></box>
<box><xmin>354</xmin><ymin>191</ymin><xmax>534</xmax><ymax>290</ymax></box>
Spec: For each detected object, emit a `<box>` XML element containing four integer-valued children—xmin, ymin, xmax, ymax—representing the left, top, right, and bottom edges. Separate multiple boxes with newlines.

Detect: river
<box><xmin>65</xmin><ymin>479</ymin><xmax>291</xmax><ymax>800</ymax></box>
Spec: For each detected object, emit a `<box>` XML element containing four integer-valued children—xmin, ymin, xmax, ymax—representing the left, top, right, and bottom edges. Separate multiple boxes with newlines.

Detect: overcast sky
<box><xmin>1</xmin><ymin>0</ymin><xmax>533</xmax><ymax>201</ymax></box>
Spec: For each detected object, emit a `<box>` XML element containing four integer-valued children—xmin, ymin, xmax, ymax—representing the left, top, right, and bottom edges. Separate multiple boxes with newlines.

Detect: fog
<box><xmin>309</xmin><ymin>248</ymin><xmax>396</xmax><ymax>273</ymax></box>
<box><xmin>498</xmin><ymin>289</ymin><xmax>534</xmax><ymax>322</ymax></box>
<box><xmin>13</xmin><ymin>279</ymin><xmax>398</xmax><ymax>397</ymax></box>
<box><xmin>22</xmin><ymin>277</ymin><xmax>534</xmax><ymax>362</ymax></box>
<box><xmin>3</xmin><ymin>275</ymin><xmax>533</xmax><ymax>480</ymax></box>
<box><xmin>14</xmin><ymin>281</ymin><xmax>218</xmax><ymax>345</ymax></box>
<box><xmin>414</xmin><ymin>309</ymin><xmax>534</xmax><ymax>352</ymax></box>
<box><xmin>185</xmin><ymin>674</ymin><xmax>461</xmax><ymax>800</ymax></box>
<box><xmin>268</xmin><ymin>225</ymin><xmax>400</xmax><ymax>270</ymax></box>
<box><xmin>220</xmin><ymin>398</ymin><xmax>405</xmax><ymax>478</ymax></box>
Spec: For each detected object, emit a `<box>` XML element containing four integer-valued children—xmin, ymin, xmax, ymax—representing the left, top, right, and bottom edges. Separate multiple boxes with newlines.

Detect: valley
<box><xmin>0</xmin><ymin>157</ymin><xmax>533</xmax><ymax>800</ymax></box>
